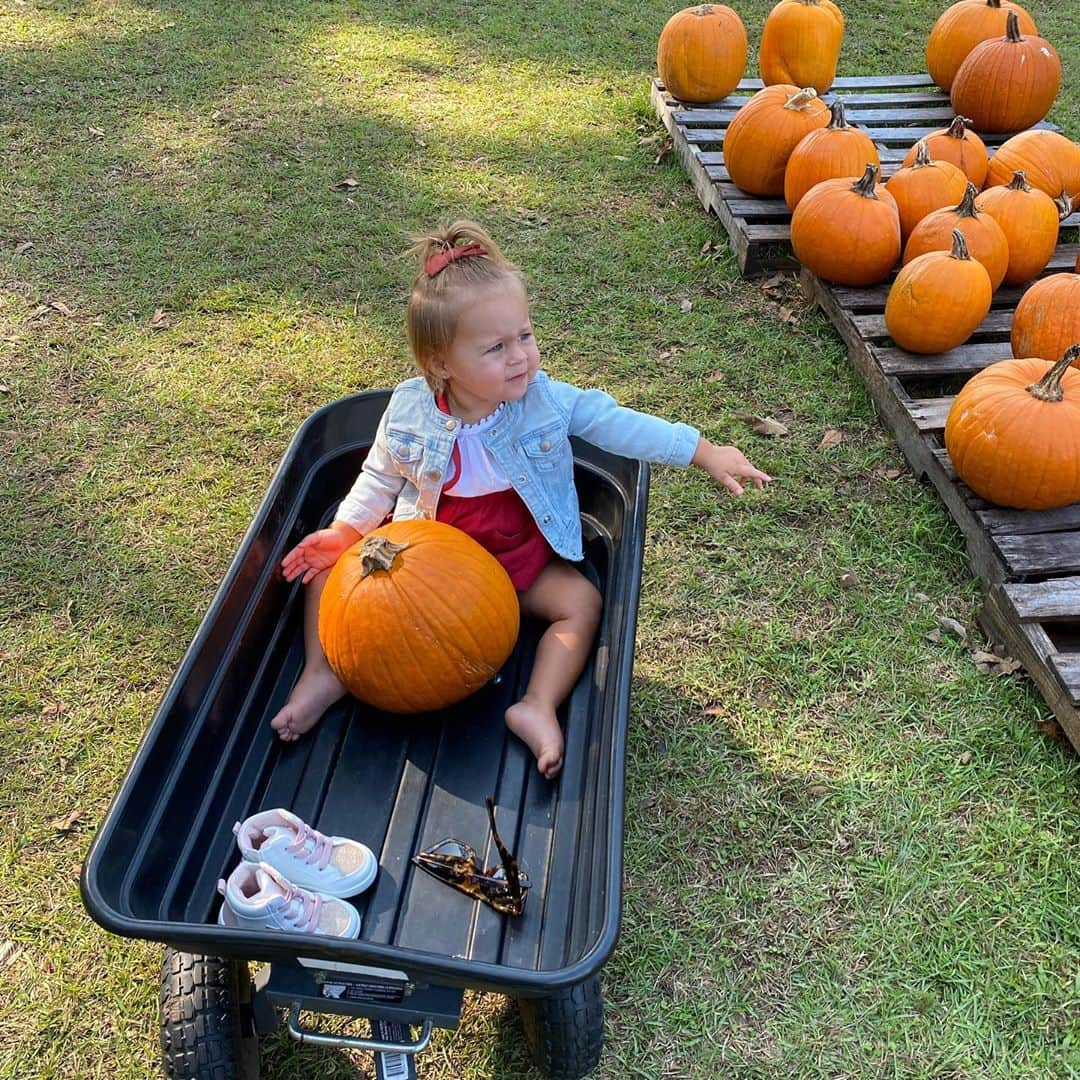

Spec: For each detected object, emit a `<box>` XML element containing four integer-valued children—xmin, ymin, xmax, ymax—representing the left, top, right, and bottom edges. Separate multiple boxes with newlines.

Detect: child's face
<box><xmin>436</xmin><ymin>283</ymin><xmax>540</xmax><ymax>415</ymax></box>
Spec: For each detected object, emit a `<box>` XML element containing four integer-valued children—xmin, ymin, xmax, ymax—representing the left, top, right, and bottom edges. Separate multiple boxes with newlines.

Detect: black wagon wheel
<box><xmin>515</xmin><ymin>975</ymin><xmax>604</xmax><ymax>1080</ymax></box>
<box><xmin>160</xmin><ymin>948</ymin><xmax>260</xmax><ymax>1080</ymax></box>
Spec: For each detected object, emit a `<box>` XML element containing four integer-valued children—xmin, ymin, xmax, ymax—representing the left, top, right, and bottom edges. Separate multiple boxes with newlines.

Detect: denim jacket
<box><xmin>336</xmin><ymin>371</ymin><xmax>700</xmax><ymax>561</ymax></box>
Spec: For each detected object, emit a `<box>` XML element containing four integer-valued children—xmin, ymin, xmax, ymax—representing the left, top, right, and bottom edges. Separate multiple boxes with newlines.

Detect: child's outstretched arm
<box><xmin>691</xmin><ymin>437</ymin><xmax>772</xmax><ymax>496</ymax></box>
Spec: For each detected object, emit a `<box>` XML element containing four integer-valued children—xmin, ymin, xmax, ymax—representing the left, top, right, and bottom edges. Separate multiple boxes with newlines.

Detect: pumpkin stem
<box><xmin>1027</xmin><ymin>345</ymin><xmax>1080</xmax><ymax>403</ymax></box>
<box><xmin>1006</xmin><ymin>170</ymin><xmax>1030</xmax><ymax>191</ymax></box>
<box><xmin>360</xmin><ymin>535</ymin><xmax>411</xmax><ymax>577</ymax></box>
<box><xmin>784</xmin><ymin>87</ymin><xmax>821</xmax><ymax>111</ymax></box>
<box><xmin>827</xmin><ymin>100</ymin><xmax>850</xmax><ymax>129</ymax></box>
<box><xmin>851</xmin><ymin>163</ymin><xmax>881</xmax><ymax>197</ymax></box>
<box><xmin>912</xmin><ymin>139</ymin><xmax>932</xmax><ymax>168</ymax></box>
<box><xmin>1005</xmin><ymin>10</ymin><xmax>1022</xmax><ymax>41</ymax></box>
<box><xmin>956</xmin><ymin>182</ymin><xmax>980</xmax><ymax>218</ymax></box>
<box><xmin>1055</xmin><ymin>191</ymin><xmax>1074</xmax><ymax>221</ymax></box>
<box><xmin>987</xmin><ymin>0</ymin><xmax>1001</xmax><ymax>7</ymax></box>
<box><xmin>693</xmin><ymin>5</ymin><xmax>714</xmax><ymax>14</ymax></box>
<box><xmin>945</xmin><ymin>115</ymin><xmax>971</xmax><ymax>139</ymax></box>
<box><xmin>949</xmin><ymin>228</ymin><xmax>972</xmax><ymax>261</ymax></box>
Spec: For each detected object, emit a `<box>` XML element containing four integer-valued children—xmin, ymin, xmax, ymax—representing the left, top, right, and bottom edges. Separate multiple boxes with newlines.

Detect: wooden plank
<box><xmin>1049</xmin><ymin>654</ymin><xmax>1080</xmax><ymax>705</ymax></box>
<box><xmin>874</xmin><ymin>342</ymin><xmax>1011</xmax><ymax>378</ymax></box>
<box><xmin>905</xmin><ymin>397</ymin><xmax>953</xmax><ymax>433</ymax></box>
<box><xmin>978</xmin><ymin>587</ymin><xmax>1080</xmax><ymax>752</ymax></box>
<box><xmin>1002</xmin><ymin>577</ymin><xmax>1080</xmax><ymax>621</ymax></box>
<box><xmin>978</xmin><ymin>506</ymin><xmax>1080</xmax><ymax>539</ymax></box>
<box><xmin>852</xmin><ymin>309</ymin><xmax>1014</xmax><ymax>340</ymax></box>
<box><xmin>993</xmin><ymin>533</ymin><xmax>1080</xmax><ymax>577</ymax></box>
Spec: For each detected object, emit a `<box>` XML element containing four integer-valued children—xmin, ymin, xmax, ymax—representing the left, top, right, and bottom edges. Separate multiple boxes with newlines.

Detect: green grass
<box><xmin>2</xmin><ymin>1</ymin><xmax>1079</xmax><ymax>1077</ymax></box>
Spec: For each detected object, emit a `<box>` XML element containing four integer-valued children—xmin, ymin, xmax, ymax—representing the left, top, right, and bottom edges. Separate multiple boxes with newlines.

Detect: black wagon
<box><xmin>81</xmin><ymin>389</ymin><xmax>650</xmax><ymax>1079</ymax></box>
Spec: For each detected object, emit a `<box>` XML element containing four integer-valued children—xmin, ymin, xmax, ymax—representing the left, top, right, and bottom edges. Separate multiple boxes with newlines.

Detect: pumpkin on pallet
<box><xmin>790</xmin><ymin>164</ymin><xmax>900</xmax><ymax>286</ymax></box>
<box><xmin>975</xmin><ymin>172</ymin><xmax>1062</xmax><ymax>287</ymax></box>
<box><xmin>984</xmin><ymin>129</ymin><xmax>1080</xmax><ymax>204</ymax></box>
<box><xmin>900</xmin><ymin>115</ymin><xmax>988</xmax><ymax>189</ymax></box>
<box><xmin>759</xmin><ymin>0</ymin><xmax>845</xmax><ymax>96</ymax></box>
<box><xmin>885</xmin><ymin>230</ymin><xmax>992</xmax><ymax>354</ymax></box>
<box><xmin>1010</xmin><ymin>255</ymin><xmax>1080</xmax><ymax>365</ymax></box>
<box><xmin>318</xmin><ymin>520</ymin><xmax>520</xmax><ymax>714</ymax></box>
<box><xmin>886</xmin><ymin>140</ymin><xmax>969</xmax><ymax>245</ymax></box>
<box><xmin>784</xmin><ymin>99</ymin><xmax>879</xmax><ymax>211</ymax></box>
<box><xmin>903</xmin><ymin>182</ymin><xmax>1009</xmax><ymax>292</ymax></box>
<box><xmin>657</xmin><ymin>4</ymin><xmax>748</xmax><ymax>104</ymax></box>
<box><xmin>950</xmin><ymin>12</ymin><xmax>1060</xmax><ymax>133</ymax></box>
<box><xmin>926</xmin><ymin>0</ymin><xmax>1037</xmax><ymax>92</ymax></box>
<box><xmin>945</xmin><ymin>345</ymin><xmax>1080</xmax><ymax>510</ymax></box>
<box><xmin>722</xmin><ymin>83</ymin><xmax>829</xmax><ymax>196</ymax></box>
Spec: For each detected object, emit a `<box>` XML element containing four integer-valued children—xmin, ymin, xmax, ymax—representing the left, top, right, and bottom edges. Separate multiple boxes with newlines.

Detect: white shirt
<box><xmin>442</xmin><ymin>403</ymin><xmax>512</xmax><ymax>497</ymax></box>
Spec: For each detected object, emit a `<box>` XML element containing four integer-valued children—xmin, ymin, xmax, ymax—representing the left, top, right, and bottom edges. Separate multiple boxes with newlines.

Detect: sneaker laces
<box><xmin>285</xmin><ymin>821</ymin><xmax>334</xmax><ymax>871</ymax></box>
<box><xmin>276</xmin><ymin>878</ymin><xmax>324</xmax><ymax>933</ymax></box>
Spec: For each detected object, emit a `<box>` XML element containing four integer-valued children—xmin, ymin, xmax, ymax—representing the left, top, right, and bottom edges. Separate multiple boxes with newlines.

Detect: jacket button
<box><xmin>518</xmin><ymin>475</ymin><xmax>526</xmax><ymax>483</ymax></box>
<box><xmin>444</xmin><ymin>419</ymin><xmax>457</xmax><ymax>431</ymax></box>
<box><xmin>427</xmin><ymin>470</ymin><xmax>441</xmax><ymax>482</ymax></box>
<box><xmin>542</xmin><ymin>514</ymin><xmax>551</xmax><ymax>523</ymax></box>
<box><xmin>539</xmin><ymin>440</ymin><xmax>550</xmax><ymax>451</ymax></box>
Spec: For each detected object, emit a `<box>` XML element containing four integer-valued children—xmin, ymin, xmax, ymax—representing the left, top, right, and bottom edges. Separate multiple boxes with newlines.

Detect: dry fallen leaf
<box><xmin>49</xmin><ymin>809</ymin><xmax>86</xmax><ymax>833</ymax></box>
<box><xmin>958</xmin><ymin>751</ymin><xmax>973</xmax><ymax>765</ymax></box>
<box><xmin>1035</xmin><ymin>718</ymin><xmax>1064</xmax><ymax>741</ymax></box>
<box><xmin>89</xmin><ymin>126</ymin><xmax>106</xmax><ymax>137</ymax></box>
<box><xmin>150</xmin><ymin>309</ymin><xmax>170</xmax><ymax>330</ymax></box>
<box><xmin>971</xmin><ymin>650</ymin><xmax>1000</xmax><ymax>666</ymax></box>
<box><xmin>839</xmin><ymin>571</ymin><xmax>860</xmax><ymax>590</ymax></box>
<box><xmin>807</xmin><ymin>784</ymin><xmax>828</xmax><ymax>796</ymax></box>
<box><xmin>48</xmin><ymin>300</ymin><xmax>75</xmax><ymax>317</ymax></box>
<box><xmin>14</xmin><ymin>241</ymin><xmax>33</xmax><ymax>255</ymax></box>
<box><xmin>938</xmin><ymin>616</ymin><xmax>968</xmax><ymax>642</ymax></box>
<box><xmin>873</xmin><ymin>468</ymin><xmax>905</xmax><ymax>480</ymax></box>
<box><xmin>734</xmin><ymin>412</ymin><xmax>789</xmax><ymax>437</ymax></box>
<box><xmin>332</xmin><ymin>177</ymin><xmax>360</xmax><ymax>190</ymax></box>
<box><xmin>819</xmin><ymin>429</ymin><xmax>844</xmax><ymax>450</ymax></box>
<box><xmin>925</xmin><ymin>628</ymin><xmax>942</xmax><ymax>643</ymax></box>
<box><xmin>679</xmin><ymin>298</ymin><xmax>693</xmax><ymax>313</ymax></box>
<box><xmin>41</xmin><ymin>702</ymin><xmax>62</xmax><ymax>716</ymax></box>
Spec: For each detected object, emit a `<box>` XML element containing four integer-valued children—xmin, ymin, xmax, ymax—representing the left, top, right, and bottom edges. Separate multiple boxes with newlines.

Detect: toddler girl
<box><xmin>270</xmin><ymin>220</ymin><xmax>771</xmax><ymax>779</ymax></box>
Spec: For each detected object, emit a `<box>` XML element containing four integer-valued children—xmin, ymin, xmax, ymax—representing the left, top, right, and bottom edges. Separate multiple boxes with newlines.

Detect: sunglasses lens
<box><xmin>428</xmin><ymin>839</ymin><xmax>476</xmax><ymax>861</ymax></box>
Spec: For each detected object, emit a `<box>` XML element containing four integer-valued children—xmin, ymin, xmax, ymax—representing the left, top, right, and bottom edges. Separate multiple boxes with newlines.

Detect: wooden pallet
<box><xmin>652</xmin><ymin>74</ymin><xmax>1060</xmax><ymax>277</ymax></box>
<box><xmin>800</xmin><ymin>227</ymin><xmax>1080</xmax><ymax>749</ymax></box>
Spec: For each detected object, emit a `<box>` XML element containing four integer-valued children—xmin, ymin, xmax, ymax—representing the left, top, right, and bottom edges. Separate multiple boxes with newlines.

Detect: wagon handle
<box><xmin>286</xmin><ymin>1002</ymin><xmax>434</xmax><ymax>1054</ymax></box>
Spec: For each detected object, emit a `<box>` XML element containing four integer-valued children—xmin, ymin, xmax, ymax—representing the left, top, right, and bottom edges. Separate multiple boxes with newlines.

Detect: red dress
<box><xmin>434</xmin><ymin>395</ymin><xmax>553</xmax><ymax>592</ymax></box>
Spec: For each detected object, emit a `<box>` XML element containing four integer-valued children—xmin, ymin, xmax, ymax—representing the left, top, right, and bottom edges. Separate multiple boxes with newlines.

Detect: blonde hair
<box><xmin>406</xmin><ymin>220</ymin><xmax>524</xmax><ymax>392</ymax></box>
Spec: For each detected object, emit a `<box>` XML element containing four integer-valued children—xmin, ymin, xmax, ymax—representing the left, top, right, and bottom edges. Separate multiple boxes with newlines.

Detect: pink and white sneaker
<box><xmin>232</xmin><ymin>808</ymin><xmax>377</xmax><ymax>898</ymax></box>
<box><xmin>217</xmin><ymin>861</ymin><xmax>361</xmax><ymax>939</ymax></box>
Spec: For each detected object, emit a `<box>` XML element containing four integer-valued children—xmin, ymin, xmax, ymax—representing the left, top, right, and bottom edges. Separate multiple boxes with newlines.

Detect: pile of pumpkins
<box><xmin>658</xmin><ymin>0</ymin><xmax>1080</xmax><ymax>512</ymax></box>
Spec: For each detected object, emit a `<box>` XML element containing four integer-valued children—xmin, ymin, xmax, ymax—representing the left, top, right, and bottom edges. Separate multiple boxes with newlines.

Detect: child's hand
<box><xmin>692</xmin><ymin>438</ymin><xmax>773</xmax><ymax>496</ymax></box>
<box><xmin>281</xmin><ymin>522</ymin><xmax>362</xmax><ymax>584</ymax></box>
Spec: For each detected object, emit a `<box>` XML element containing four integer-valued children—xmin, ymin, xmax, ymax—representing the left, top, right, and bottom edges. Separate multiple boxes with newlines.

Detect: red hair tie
<box><xmin>425</xmin><ymin>243</ymin><xmax>486</xmax><ymax>277</ymax></box>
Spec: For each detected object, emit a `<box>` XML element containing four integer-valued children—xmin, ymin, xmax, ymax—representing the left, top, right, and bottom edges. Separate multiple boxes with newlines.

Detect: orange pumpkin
<box><xmin>791</xmin><ymin>164</ymin><xmax>901</xmax><ymax>286</ymax></box>
<box><xmin>318</xmin><ymin>521</ymin><xmax>520</xmax><ymax>713</ymax></box>
<box><xmin>1010</xmin><ymin>263</ymin><xmax>1080</xmax><ymax>366</ymax></box>
<box><xmin>784</xmin><ymin>100</ymin><xmax>879</xmax><ymax>210</ymax></box>
<box><xmin>975</xmin><ymin>171</ymin><xmax>1062</xmax><ymax>286</ymax></box>
<box><xmin>901</xmin><ymin>116</ymin><xmax>988</xmax><ymax>189</ymax></box>
<box><xmin>926</xmin><ymin>0</ymin><xmax>1037</xmax><ymax>91</ymax></box>
<box><xmin>945</xmin><ymin>346</ymin><xmax>1080</xmax><ymax>510</ymax></box>
<box><xmin>984</xmin><ymin>130</ymin><xmax>1080</xmax><ymax>203</ymax></box>
<box><xmin>759</xmin><ymin>0</ymin><xmax>845</xmax><ymax>96</ymax></box>
<box><xmin>722</xmin><ymin>84</ymin><xmax>829</xmax><ymax>196</ymax></box>
<box><xmin>657</xmin><ymin>4</ymin><xmax>749</xmax><ymax>104</ymax></box>
<box><xmin>903</xmin><ymin>182</ymin><xmax>1009</xmax><ymax>291</ymax></box>
<box><xmin>951</xmin><ymin>12</ymin><xmax>1061</xmax><ymax>133</ymax></box>
<box><xmin>885</xmin><ymin>140</ymin><xmax>969</xmax><ymax>244</ymax></box>
<box><xmin>885</xmin><ymin>230</ymin><xmax>992</xmax><ymax>354</ymax></box>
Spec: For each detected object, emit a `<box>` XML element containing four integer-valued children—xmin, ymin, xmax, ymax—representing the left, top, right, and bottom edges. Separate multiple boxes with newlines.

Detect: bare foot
<box><xmin>269</xmin><ymin>665</ymin><xmax>347</xmax><ymax>742</ymax></box>
<box><xmin>505</xmin><ymin>698</ymin><xmax>564</xmax><ymax>779</ymax></box>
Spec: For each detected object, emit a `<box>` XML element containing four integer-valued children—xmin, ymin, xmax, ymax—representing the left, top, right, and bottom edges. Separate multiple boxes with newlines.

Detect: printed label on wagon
<box><xmin>319</xmin><ymin>975</ymin><xmax>409</xmax><ymax>1004</ymax></box>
